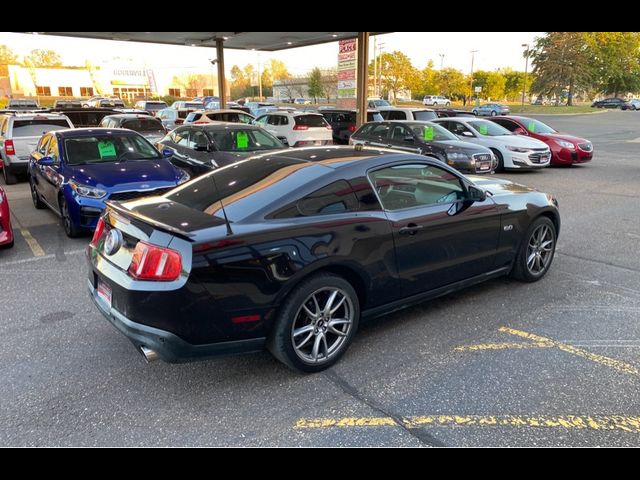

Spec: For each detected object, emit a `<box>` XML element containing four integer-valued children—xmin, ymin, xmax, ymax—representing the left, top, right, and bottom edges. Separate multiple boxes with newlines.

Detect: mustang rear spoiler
<box><xmin>105</xmin><ymin>200</ymin><xmax>194</xmax><ymax>241</ymax></box>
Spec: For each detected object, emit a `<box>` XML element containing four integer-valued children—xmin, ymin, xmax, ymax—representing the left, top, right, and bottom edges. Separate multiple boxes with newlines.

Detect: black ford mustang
<box><xmin>87</xmin><ymin>146</ymin><xmax>560</xmax><ymax>373</ymax></box>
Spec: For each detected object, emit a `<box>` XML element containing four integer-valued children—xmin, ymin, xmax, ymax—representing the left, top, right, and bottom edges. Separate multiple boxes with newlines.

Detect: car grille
<box><xmin>578</xmin><ymin>143</ymin><xmax>593</xmax><ymax>152</ymax></box>
<box><xmin>108</xmin><ymin>187</ymin><xmax>173</xmax><ymax>202</ymax></box>
<box><xmin>528</xmin><ymin>150</ymin><xmax>551</xmax><ymax>164</ymax></box>
<box><xmin>473</xmin><ymin>153</ymin><xmax>492</xmax><ymax>162</ymax></box>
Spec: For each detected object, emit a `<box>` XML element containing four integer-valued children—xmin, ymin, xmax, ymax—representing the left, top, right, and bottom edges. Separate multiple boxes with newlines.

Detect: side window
<box><xmin>268</xmin><ymin>180</ymin><xmax>360</xmax><ymax>219</ymax></box>
<box><xmin>189</xmin><ymin>130</ymin><xmax>209</xmax><ymax>150</ymax></box>
<box><xmin>370</xmin><ymin>123</ymin><xmax>391</xmax><ymax>138</ymax></box>
<box><xmin>254</xmin><ymin>115</ymin><xmax>268</xmax><ymax>126</ymax></box>
<box><xmin>46</xmin><ymin>136</ymin><xmax>60</xmax><ymax>163</ymax></box>
<box><xmin>37</xmin><ymin>135</ymin><xmax>51</xmax><ymax>154</ymax></box>
<box><xmin>0</xmin><ymin>118</ymin><xmax>7</xmax><ymax>136</ymax></box>
<box><xmin>492</xmin><ymin>119</ymin><xmax>518</xmax><ymax>132</ymax></box>
<box><xmin>356</xmin><ymin>123</ymin><xmax>376</xmax><ymax>136</ymax></box>
<box><xmin>281</xmin><ymin>116</ymin><xmax>289</xmax><ymax>126</ymax></box>
<box><xmin>238</xmin><ymin>113</ymin><xmax>253</xmax><ymax>124</ymax></box>
<box><xmin>387</xmin><ymin>110</ymin><xmax>406</xmax><ymax>120</ymax></box>
<box><xmin>174</xmin><ymin>128</ymin><xmax>190</xmax><ymax>147</ymax></box>
<box><xmin>390</xmin><ymin>124</ymin><xmax>412</xmax><ymax>141</ymax></box>
<box><xmin>368</xmin><ymin>163</ymin><xmax>464</xmax><ymax>211</ymax></box>
<box><xmin>449</xmin><ymin>121</ymin><xmax>474</xmax><ymax>136</ymax></box>
<box><xmin>267</xmin><ymin>115</ymin><xmax>281</xmax><ymax>126</ymax></box>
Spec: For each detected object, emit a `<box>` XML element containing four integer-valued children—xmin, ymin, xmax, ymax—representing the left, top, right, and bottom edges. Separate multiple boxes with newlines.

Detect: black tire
<box><xmin>510</xmin><ymin>216</ymin><xmax>557</xmax><ymax>282</ymax></box>
<box><xmin>29</xmin><ymin>176</ymin><xmax>45</xmax><ymax>209</ymax></box>
<box><xmin>491</xmin><ymin>148</ymin><xmax>505</xmax><ymax>172</ymax></box>
<box><xmin>59</xmin><ymin>196</ymin><xmax>80</xmax><ymax>238</ymax></box>
<box><xmin>2</xmin><ymin>164</ymin><xmax>17</xmax><ymax>185</ymax></box>
<box><xmin>445</xmin><ymin>102</ymin><xmax>451</xmax><ymax>107</ymax></box>
<box><xmin>491</xmin><ymin>110</ymin><xmax>497</xmax><ymax>116</ymax></box>
<box><xmin>267</xmin><ymin>273</ymin><xmax>360</xmax><ymax>373</ymax></box>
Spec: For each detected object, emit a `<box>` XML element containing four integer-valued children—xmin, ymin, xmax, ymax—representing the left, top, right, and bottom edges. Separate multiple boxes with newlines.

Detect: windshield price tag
<box><xmin>423</xmin><ymin>126</ymin><xmax>434</xmax><ymax>141</ymax></box>
<box><xmin>236</xmin><ymin>131</ymin><xmax>249</xmax><ymax>149</ymax></box>
<box><xmin>478</xmin><ymin>125</ymin><xmax>488</xmax><ymax>135</ymax></box>
<box><xmin>98</xmin><ymin>141</ymin><xmax>117</xmax><ymax>158</ymax></box>
<box><xmin>527</xmin><ymin>122</ymin><xmax>536</xmax><ymax>133</ymax></box>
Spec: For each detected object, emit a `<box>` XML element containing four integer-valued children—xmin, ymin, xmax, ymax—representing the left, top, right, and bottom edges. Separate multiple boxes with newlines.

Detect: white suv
<box><xmin>423</xmin><ymin>95</ymin><xmax>450</xmax><ymax>106</ymax></box>
<box><xmin>253</xmin><ymin>111</ymin><xmax>332</xmax><ymax>147</ymax></box>
<box><xmin>0</xmin><ymin>112</ymin><xmax>74</xmax><ymax>184</ymax></box>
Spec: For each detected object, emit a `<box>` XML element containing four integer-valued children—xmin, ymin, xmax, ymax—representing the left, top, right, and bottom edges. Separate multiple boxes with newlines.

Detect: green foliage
<box><xmin>435</xmin><ymin>68</ymin><xmax>468</xmax><ymax>100</ymax></box>
<box><xmin>472</xmin><ymin>70</ymin><xmax>506</xmax><ymax>100</ymax></box>
<box><xmin>24</xmin><ymin>49</ymin><xmax>63</xmax><ymax>68</ymax></box>
<box><xmin>0</xmin><ymin>45</ymin><xmax>18</xmax><ymax>76</ymax></box>
<box><xmin>584</xmin><ymin>32</ymin><xmax>640</xmax><ymax>96</ymax></box>
<box><xmin>370</xmin><ymin>51</ymin><xmax>416</xmax><ymax>103</ymax></box>
<box><xmin>307</xmin><ymin>67</ymin><xmax>325</xmax><ymax>102</ymax></box>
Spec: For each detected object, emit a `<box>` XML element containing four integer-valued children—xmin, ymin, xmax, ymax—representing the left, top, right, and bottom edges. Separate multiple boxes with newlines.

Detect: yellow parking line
<box><xmin>295</xmin><ymin>415</ymin><xmax>640</xmax><ymax>433</ymax></box>
<box><xmin>19</xmin><ymin>228</ymin><xmax>45</xmax><ymax>257</ymax></box>
<box><xmin>499</xmin><ymin>327</ymin><xmax>640</xmax><ymax>377</ymax></box>
<box><xmin>454</xmin><ymin>342</ymin><xmax>552</xmax><ymax>352</ymax></box>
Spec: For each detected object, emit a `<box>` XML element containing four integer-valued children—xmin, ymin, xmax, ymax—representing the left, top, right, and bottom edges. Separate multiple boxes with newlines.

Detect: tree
<box><xmin>24</xmin><ymin>49</ymin><xmax>63</xmax><ymax>68</ymax></box>
<box><xmin>372</xmin><ymin>51</ymin><xmax>415</xmax><ymax>103</ymax></box>
<box><xmin>307</xmin><ymin>67</ymin><xmax>324</xmax><ymax>103</ymax></box>
<box><xmin>230</xmin><ymin>64</ymin><xmax>250</xmax><ymax>99</ymax></box>
<box><xmin>530</xmin><ymin>32</ymin><xmax>593</xmax><ymax>105</ymax></box>
<box><xmin>502</xmin><ymin>68</ymin><xmax>532</xmax><ymax>102</ymax></box>
<box><xmin>584</xmin><ymin>32</ymin><xmax>640</xmax><ymax>97</ymax></box>
<box><xmin>435</xmin><ymin>68</ymin><xmax>467</xmax><ymax>101</ymax></box>
<box><xmin>321</xmin><ymin>68</ymin><xmax>337</xmax><ymax>102</ymax></box>
<box><xmin>0</xmin><ymin>45</ymin><xmax>18</xmax><ymax>76</ymax></box>
<box><xmin>172</xmin><ymin>74</ymin><xmax>211</xmax><ymax>96</ymax></box>
<box><xmin>410</xmin><ymin>60</ymin><xmax>438</xmax><ymax>100</ymax></box>
<box><xmin>472</xmin><ymin>70</ymin><xmax>506</xmax><ymax>100</ymax></box>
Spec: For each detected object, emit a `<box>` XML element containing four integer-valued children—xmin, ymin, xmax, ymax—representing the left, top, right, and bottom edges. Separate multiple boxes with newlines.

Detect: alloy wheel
<box><xmin>291</xmin><ymin>287</ymin><xmax>354</xmax><ymax>364</ymax></box>
<box><xmin>526</xmin><ymin>224</ymin><xmax>554</xmax><ymax>275</ymax></box>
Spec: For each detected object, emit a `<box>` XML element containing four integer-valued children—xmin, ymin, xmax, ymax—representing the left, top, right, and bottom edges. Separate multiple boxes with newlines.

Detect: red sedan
<box><xmin>488</xmin><ymin>116</ymin><xmax>593</xmax><ymax>166</ymax></box>
<box><xmin>0</xmin><ymin>186</ymin><xmax>14</xmax><ymax>248</ymax></box>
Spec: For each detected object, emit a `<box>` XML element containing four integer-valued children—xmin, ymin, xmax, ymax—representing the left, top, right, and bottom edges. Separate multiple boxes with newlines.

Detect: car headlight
<box><xmin>177</xmin><ymin>169</ymin><xmax>190</xmax><ymax>185</ymax></box>
<box><xmin>446</xmin><ymin>152</ymin><xmax>469</xmax><ymax>161</ymax></box>
<box><xmin>68</xmin><ymin>179</ymin><xmax>106</xmax><ymax>199</ymax></box>
<box><xmin>556</xmin><ymin>140</ymin><xmax>575</xmax><ymax>149</ymax></box>
<box><xmin>505</xmin><ymin>146</ymin><xmax>530</xmax><ymax>153</ymax></box>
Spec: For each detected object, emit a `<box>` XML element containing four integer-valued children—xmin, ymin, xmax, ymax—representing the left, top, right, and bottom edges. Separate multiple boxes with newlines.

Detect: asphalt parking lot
<box><xmin>1</xmin><ymin>110</ymin><xmax>639</xmax><ymax>446</ymax></box>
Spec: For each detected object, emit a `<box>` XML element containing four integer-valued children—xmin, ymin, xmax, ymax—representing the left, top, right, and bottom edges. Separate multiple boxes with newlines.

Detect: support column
<box><xmin>355</xmin><ymin>32</ymin><xmax>370</xmax><ymax>128</ymax></box>
<box><xmin>216</xmin><ymin>38</ymin><xmax>226</xmax><ymax>109</ymax></box>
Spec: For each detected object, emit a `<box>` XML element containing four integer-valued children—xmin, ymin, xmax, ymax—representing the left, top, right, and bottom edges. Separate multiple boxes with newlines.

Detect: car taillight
<box><xmin>91</xmin><ymin>217</ymin><xmax>106</xmax><ymax>247</ymax></box>
<box><xmin>4</xmin><ymin>139</ymin><xmax>15</xmax><ymax>155</ymax></box>
<box><xmin>348</xmin><ymin>124</ymin><xmax>357</xmax><ymax>133</ymax></box>
<box><xmin>293</xmin><ymin>124</ymin><xmax>309</xmax><ymax>130</ymax></box>
<box><xmin>128</xmin><ymin>241</ymin><xmax>182</xmax><ymax>281</ymax></box>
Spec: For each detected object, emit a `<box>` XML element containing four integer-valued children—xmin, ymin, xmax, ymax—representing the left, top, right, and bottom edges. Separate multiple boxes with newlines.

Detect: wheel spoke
<box><xmin>296</xmin><ymin>330</ymin><xmax>315</xmax><ymax>350</ymax></box>
<box><xmin>327</xmin><ymin>324</ymin><xmax>348</xmax><ymax>337</ymax></box>
<box><xmin>329</xmin><ymin>295</ymin><xmax>346</xmax><ymax>314</ymax></box>
<box><xmin>311</xmin><ymin>294</ymin><xmax>321</xmax><ymax>317</ymax></box>
<box><xmin>321</xmin><ymin>335</ymin><xmax>329</xmax><ymax>359</ymax></box>
<box><xmin>311</xmin><ymin>334</ymin><xmax>323</xmax><ymax>362</ymax></box>
<box><xmin>527</xmin><ymin>251</ymin><xmax>536</xmax><ymax>268</ymax></box>
<box><xmin>301</xmin><ymin>304</ymin><xmax>316</xmax><ymax>320</ymax></box>
<box><xmin>323</xmin><ymin>290</ymin><xmax>339</xmax><ymax>314</ymax></box>
<box><xmin>535</xmin><ymin>255</ymin><xmax>542</xmax><ymax>272</ymax></box>
<box><xmin>293</xmin><ymin>324</ymin><xmax>314</xmax><ymax>337</ymax></box>
<box><xmin>540</xmin><ymin>239</ymin><xmax>553</xmax><ymax>251</ymax></box>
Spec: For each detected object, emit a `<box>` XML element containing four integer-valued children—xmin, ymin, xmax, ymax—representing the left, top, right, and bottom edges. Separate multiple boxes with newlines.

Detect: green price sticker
<box><xmin>527</xmin><ymin>122</ymin><xmax>536</xmax><ymax>133</ymax></box>
<box><xmin>423</xmin><ymin>126</ymin><xmax>434</xmax><ymax>141</ymax></box>
<box><xmin>98</xmin><ymin>141</ymin><xmax>117</xmax><ymax>158</ymax></box>
<box><xmin>236</xmin><ymin>131</ymin><xmax>249</xmax><ymax>149</ymax></box>
<box><xmin>479</xmin><ymin>125</ymin><xmax>488</xmax><ymax>135</ymax></box>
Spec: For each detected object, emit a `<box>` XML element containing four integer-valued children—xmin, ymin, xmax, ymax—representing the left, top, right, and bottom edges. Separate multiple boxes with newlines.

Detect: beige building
<box><xmin>5</xmin><ymin>61</ymin><xmax>226</xmax><ymax>101</ymax></box>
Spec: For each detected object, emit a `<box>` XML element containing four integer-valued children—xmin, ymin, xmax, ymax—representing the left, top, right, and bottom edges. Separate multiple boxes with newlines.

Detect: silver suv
<box><xmin>423</xmin><ymin>95</ymin><xmax>451</xmax><ymax>106</ymax></box>
<box><xmin>0</xmin><ymin>113</ymin><xmax>74</xmax><ymax>184</ymax></box>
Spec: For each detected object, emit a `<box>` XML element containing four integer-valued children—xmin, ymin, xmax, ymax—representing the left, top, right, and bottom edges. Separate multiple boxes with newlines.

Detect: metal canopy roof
<box><xmin>34</xmin><ymin>32</ymin><xmax>378</xmax><ymax>51</ymax></box>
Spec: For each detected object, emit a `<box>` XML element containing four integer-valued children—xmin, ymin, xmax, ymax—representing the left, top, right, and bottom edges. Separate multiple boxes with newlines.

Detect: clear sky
<box><xmin>0</xmin><ymin>32</ymin><xmax>543</xmax><ymax>75</ymax></box>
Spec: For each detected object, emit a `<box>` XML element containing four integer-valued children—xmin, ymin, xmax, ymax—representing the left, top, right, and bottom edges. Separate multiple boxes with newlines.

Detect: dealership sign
<box><xmin>337</xmin><ymin>39</ymin><xmax>357</xmax><ymax>101</ymax></box>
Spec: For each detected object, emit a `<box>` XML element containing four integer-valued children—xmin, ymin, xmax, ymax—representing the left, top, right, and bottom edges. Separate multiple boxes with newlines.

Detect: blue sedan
<box><xmin>472</xmin><ymin>103</ymin><xmax>511</xmax><ymax>116</ymax></box>
<box><xmin>28</xmin><ymin>128</ymin><xmax>189</xmax><ymax>237</ymax></box>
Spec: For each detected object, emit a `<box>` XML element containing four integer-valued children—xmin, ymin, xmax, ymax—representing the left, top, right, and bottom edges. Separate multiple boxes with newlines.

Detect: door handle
<box><xmin>399</xmin><ymin>223</ymin><xmax>424</xmax><ymax>235</ymax></box>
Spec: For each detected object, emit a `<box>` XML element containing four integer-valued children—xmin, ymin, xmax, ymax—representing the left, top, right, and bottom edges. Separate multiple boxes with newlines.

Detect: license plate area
<box><xmin>97</xmin><ymin>279</ymin><xmax>112</xmax><ymax>309</ymax></box>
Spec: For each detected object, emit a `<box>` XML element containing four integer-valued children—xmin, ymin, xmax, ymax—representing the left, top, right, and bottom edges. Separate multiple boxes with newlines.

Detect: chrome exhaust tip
<box><xmin>139</xmin><ymin>345</ymin><xmax>159</xmax><ymax>363</ymax></box>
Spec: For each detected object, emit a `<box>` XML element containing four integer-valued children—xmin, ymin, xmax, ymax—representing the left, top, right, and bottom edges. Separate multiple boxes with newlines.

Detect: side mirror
<box><xmin>161</xmin><ymin>148</ymin><xmax>173</xmax><ymax>158</ymax></box>
<box><xmin>460</xmin><ymin>131</ymin><xmax>474</xmax><ymax>137</ymax></box>
<box><xmin>514</xmin><ymin>127</ymin><xmax>527</xmax><ymax>135</ymax></box>
<box><xmin>194</xmin><ymin>143</ymin><xmax>210</xmax><ymax>152</ymax></box>
<box><xmin>404</xmin><ymin>135</ymin><xmax>414</xmax><ymax>142</ymax></box>
<box><xmin>37</xmin><ymin>156</ymin><xmax>55</xmax><ymax>167</ymax></box>
<box><xmin>467</xmin><ymin>185</ymin><xmax>487</xmax><ymax>202</ymax></box>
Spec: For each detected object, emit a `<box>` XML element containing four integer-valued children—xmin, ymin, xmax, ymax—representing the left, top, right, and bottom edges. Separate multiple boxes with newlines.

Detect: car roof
<box><xmin>192</xmin><ymin>122</ymin><xmax>263</xmax><ymax>130</ymax></box>
<box><xmin>103</xmin><ymin>113</ymin><xmax>157</xmax><ymax>119</ymax></box>
<box><xmin>54</xmin><ymin>127</ymin><xmax>146</xmax><ymax>138</ymax></box>
<box><xmin>193</xmin><ymin>109</ymin><xmax>254</xmax><ymax>115</ymax></box>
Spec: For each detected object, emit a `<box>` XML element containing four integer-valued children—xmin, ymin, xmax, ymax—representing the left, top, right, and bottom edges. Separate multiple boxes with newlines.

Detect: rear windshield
<box><xmin>413</xmin><ymin>110</ymin><xmax>438</xmax><ymax>121</ymax></box>
<box><xmin>166</xmin><ymin>158</ymin><xmax>330</xmax><ymax>222</ymax></box>
<box><xmin>294</xmin><ymin>115</ymin><xmax>327</xmax><ymax>128</ymax></box>
<box><xmin>185</xmin><ymin>102</ymin><xmax>203</xmax><ymax>109</ymax></box>
<box><xmin>186</xmin><ymin>112</ymin><xmax>202</xmax><ymax>123</ymax></box>
<box><xmin>145</xmin><ymin>102</ymin><xmax>168</xmax><ymax>110</ymax></box>
<box><xmin>9</xmin><ymin>100</ymin><xmax>39</xmax><ymax>107</ymax></box>
<box><xmin>12</xmin><ymin>119</ymin><xmax>70</xmax><ymax>137</ymax></box>
<box><xmin>122</xmin><ymin>118</ymin><xmax>165</xmax><ymax>132</ymax></box>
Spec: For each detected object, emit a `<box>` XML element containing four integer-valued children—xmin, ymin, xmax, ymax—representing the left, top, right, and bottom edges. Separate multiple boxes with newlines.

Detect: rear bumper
<box><xmin>88</xmin><ymin>279</ymin><xmax>266</xmax><ymax>363</ymax></box>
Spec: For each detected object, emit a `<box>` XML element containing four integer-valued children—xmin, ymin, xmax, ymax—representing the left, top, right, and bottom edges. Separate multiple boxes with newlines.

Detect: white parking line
<box><xmin>1</xmin><ymin>248</ymin><xmax>85</xmax><ymax>266</ymax></box>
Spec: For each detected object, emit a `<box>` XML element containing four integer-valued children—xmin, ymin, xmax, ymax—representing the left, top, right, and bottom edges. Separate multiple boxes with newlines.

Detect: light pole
<box><xmin>469</xmin><ymin>50</ymin><xmax>478</xmax><ymax>106</ymax></box>
<box><xmin>521</xmin><ymin>43</ymin><xmax>530</xmax><ymax>108</ymax></box>
<box><xmin>439</xmin><ymin>53</ymin><xmax>445</xmax><ymax>71</ymax></box>
<box><xmin>376</xmin><ymin>42</ymin><xmax>385</xmax><ymax>97</ymax></box>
